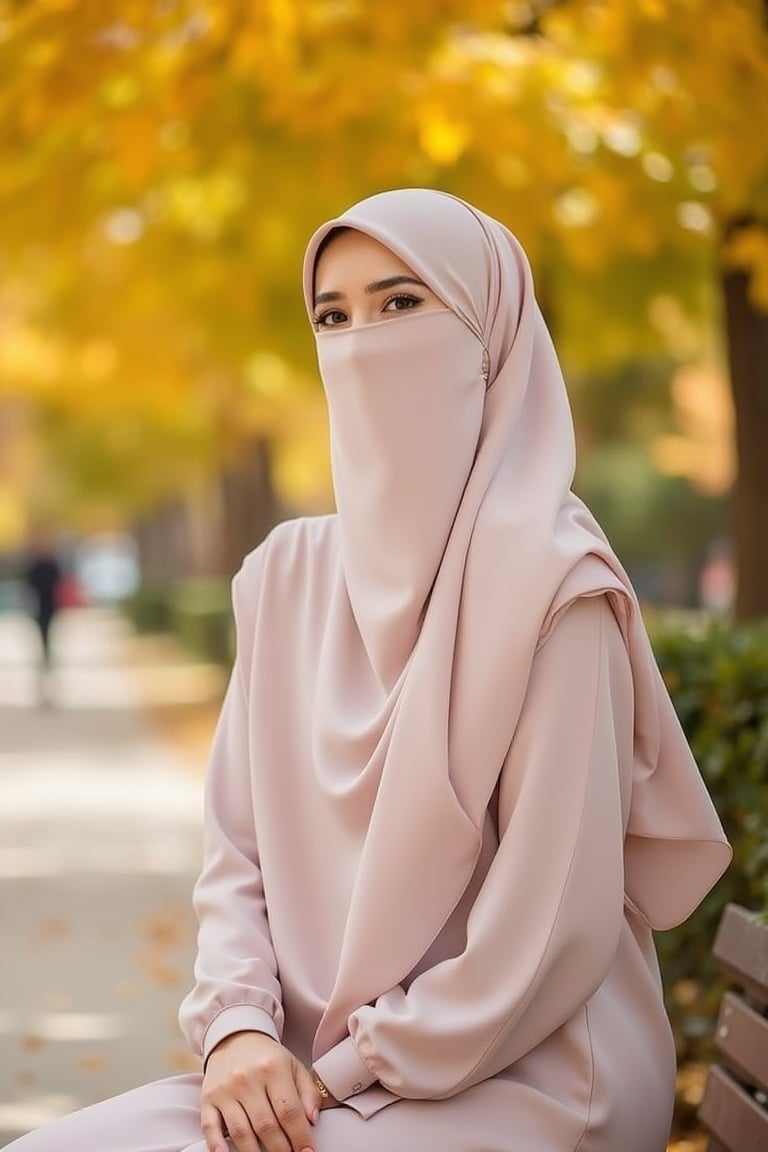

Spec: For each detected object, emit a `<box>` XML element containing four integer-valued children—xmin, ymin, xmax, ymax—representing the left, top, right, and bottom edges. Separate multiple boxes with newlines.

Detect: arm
<box><xmin>178</xmin><ymin>570</ymin><xmax>283</xmax><ymax>1066</ymax></box>
<box><xmin>313</xmin><ymin>595</ymin><xmax>633</xmax><ymax>1102</ymax></box>
<box><xmin>180</xmin><ymin>557</ymin><xmax>328</xmax><ymax>1152</ymax></box>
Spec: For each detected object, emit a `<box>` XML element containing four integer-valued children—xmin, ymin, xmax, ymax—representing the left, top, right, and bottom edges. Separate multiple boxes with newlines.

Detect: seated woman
<box><xmin>8</xmin><ymin>188</ymin><xmax>730</xmax><ymax>1152</ymax></box>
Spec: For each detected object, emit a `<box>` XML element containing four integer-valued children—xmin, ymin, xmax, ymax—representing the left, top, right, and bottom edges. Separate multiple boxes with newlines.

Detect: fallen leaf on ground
<box><xmin>142</xmin><ymin>914</ymin><xmax>185</xmax><ymax>951</ymax></box>
<box><xmin>137</xmin><ymin>950</ymin><xmax>180</xmax><ymax>988</ymax></box>
<box><xmin>20</xmin><ymin>1034</ymin><xmax>44</xmax><ymax>1053</ymax></box>
<box><xmin>79</xmin><ymin>1054</ymin><xmax>110</xmax><ymax>1074</ymax></box>
<box><xmin>676</xmin><ymin>1063</ymin><xmax>708</xmax><ymax>1107</ymax></box>
<box><xmin>115</xmin><ymin>981</ymin><xmax>141</xmax><ymax>1001</ymax></box>
<box><xmin>671</xmin><ymin>979</ymin><xmax>701</xmax><ymax>1007</ymax></box>
<box><xmin>28</xmin><ymin>918</ymin><xmax>70</xmax><ymax>945</ymax></box>
<box><xmin>165</xmin><ymin>1049</ymin><xmax>200</xmax><ymax>1072</ymax></box>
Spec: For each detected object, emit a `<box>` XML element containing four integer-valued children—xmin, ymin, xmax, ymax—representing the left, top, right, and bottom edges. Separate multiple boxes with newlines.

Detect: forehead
<box><xmin>314</xmin><ymin>230</ymin><xmax>414</xmax><ymax>289</ymax></box>
<box><xmin>303</xmin><ymin>190</ymin><xmax>495</xmax><ymax>340</ymax></box>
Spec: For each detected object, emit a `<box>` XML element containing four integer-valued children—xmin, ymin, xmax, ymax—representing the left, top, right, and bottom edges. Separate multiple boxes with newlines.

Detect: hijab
<box><xmin>301</xmin><ymin>188</ymin><xmax>730</xmax><ymax>1052</ymax></box>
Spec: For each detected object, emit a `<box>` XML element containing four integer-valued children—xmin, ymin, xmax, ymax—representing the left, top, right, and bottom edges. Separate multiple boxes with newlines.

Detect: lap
<box><xmin>2</xmin><ymin>1071</ymin><xmax>582</xmax><ymax>1152</ymax></box>
<box><xmin>4</xmin><ymin>1075</ymin><xmax>207</xmax><ymax>1152</ymax></box>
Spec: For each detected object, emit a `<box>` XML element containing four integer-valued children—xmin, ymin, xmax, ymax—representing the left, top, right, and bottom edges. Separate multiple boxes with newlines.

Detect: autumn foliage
<box><xmin>0</xmin><ymin>0</ymin><xmax>767</xmax><ymax>608</ymax></box>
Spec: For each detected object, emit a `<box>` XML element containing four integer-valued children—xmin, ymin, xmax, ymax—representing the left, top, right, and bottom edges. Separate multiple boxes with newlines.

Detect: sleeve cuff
<box><xmin>202</xmin><ymin>1005</ymin><xmax>280</xmax><ymax>1067</ymax></box>
<box><xmin>313</xmin><ymin>1035</ymin><xmax>378</xmax><ymax>1102</ymax></box>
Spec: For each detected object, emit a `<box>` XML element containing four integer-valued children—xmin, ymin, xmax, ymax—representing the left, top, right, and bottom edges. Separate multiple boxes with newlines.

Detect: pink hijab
<box><xmin>302</xmin><ymin>189</ymin><xmax>730</xmax><ymax>1051</ymax></box>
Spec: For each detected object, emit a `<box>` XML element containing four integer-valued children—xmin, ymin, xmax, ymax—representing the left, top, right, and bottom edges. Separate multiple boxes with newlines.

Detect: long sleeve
<box><xmin>178</xmin><ymin>570</ymin><xmax>283</xmax><ymax>1065</ymax></box>
<box><xmin>313</xmin><ymin>595</ymin><xmax>633</xmax><ymax>1102</ymax></box>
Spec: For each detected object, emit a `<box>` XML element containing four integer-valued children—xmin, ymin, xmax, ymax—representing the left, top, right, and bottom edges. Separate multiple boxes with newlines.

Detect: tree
<box><xmin>0</xmin><ymin>0</ymin><xmax>766</xmax><ymax>607</ymax></box>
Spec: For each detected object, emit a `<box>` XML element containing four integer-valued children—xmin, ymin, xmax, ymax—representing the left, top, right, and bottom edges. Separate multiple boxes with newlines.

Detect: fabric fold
<box><xmin>300</xmin><ymin>190</ymin><xmax>729</xmax><ymax>1060</ymax></box>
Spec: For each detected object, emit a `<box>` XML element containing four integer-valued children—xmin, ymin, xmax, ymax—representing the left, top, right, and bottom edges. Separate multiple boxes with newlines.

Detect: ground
<box><xmin>0</xmin><ymin>608</ymin><xmax>222</xmax><ymax>1147</ymax></box>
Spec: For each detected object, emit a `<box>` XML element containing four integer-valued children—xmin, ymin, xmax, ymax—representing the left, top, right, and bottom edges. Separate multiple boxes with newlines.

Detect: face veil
<box><xmin>317</xmin><ymin>308</ymin><xmax>486</xmax><ymax>687</ymax></box>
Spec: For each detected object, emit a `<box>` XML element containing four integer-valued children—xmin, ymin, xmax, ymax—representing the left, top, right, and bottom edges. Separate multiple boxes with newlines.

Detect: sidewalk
<box><xmin>0</xmin><ymin>609</ymin><xmax>208</xmax><ymax>1148</ymax></box>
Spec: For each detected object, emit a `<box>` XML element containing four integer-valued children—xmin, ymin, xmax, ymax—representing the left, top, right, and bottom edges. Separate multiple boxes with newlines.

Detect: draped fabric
<box><xmin>299</xmin><ymin>189</ymin><xmax>730</xmax><ymax>1054</ymax></box>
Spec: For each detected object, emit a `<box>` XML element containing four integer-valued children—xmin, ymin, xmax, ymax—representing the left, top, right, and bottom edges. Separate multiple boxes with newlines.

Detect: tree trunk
<box><xmin>721</xmin><ymin>224</ymin><xmax>768</xmax><ymax>621</ymax></box>
<box><xmin>219</xmin><ymin>439</ymin><xmax>282</xmax><ymax>579</ymax></box>
<box><xmin>134</xmin><ymin>498</ymin><xmax>194</xmax><ymax>583</ymax></box>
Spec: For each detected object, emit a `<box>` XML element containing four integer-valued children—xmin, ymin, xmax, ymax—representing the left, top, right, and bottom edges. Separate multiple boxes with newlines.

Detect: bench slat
<box><xmin>713</xmin><ymin>905</ymin><xmax>768</xmax><ymax>1008</ymax></box>
<box><xmin>699</xmin><ymin>1065</ymin><xmax>768</xmax><ymax>1152</ymax></box>
<box><xmin>714</xmin><ymin>991</ymin><xmax>768</xmax><ymax>1094</ymax></box>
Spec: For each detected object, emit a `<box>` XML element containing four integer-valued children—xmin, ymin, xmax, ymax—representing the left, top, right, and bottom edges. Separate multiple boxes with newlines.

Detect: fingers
<box><xmin>266</xmin><ymin>1068</ymin><xmax>317</xmax><ymax>1152</ymax></box>
<box><xmin>294</xmin><ymin>1061</ymin><xmax>322</xmax><ymax>1124</ymax></box>
<box><xmin>219</xmin><ymin>1101</ymin><xmax>266</xmax><ymax>1152</ymax></box>
<box><xmin>204</xmin><ymin>1085</ymin><xmax>315</xmax><ymax>1152</ymax></box>
<box><xmin>201</xmin><ymin>1034</ymin><xmax>319</xmax><ymax>1152</ymax></box>
<box><xmin>200</xmin><ymin>1102</ymin><xmax>229</xmax><ymax>1152</ymax></box>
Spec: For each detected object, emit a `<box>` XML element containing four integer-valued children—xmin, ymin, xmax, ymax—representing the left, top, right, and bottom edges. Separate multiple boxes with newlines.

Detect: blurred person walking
<box><xmin>21</xmin><ymin>531</ymin><xmax>63</xmax><ymax>698</ymax></box>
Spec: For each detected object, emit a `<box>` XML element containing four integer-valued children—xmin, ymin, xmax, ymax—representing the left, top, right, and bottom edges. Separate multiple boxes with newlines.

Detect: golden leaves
<box><xmin>135</xmin><ymin>908</ymin><xmax>191</xmax><ymax>989</ymax></box>
<box><xmin>652</xmin><ymin>363</ymin><xmax>735</xmax><ymax>496</ymax></box>
<box><xmin>135</xmin><ymin>954</ymin><xmax>180</xmax><ymax>989</ymax></box>
<box><xmin>164</xmin><ymin>1047</ymin><xmax>200</xmax><ymax>1072</ymax></box>
<box><xmin>28</xmin><ymin>917</ymin><xmax>70</xmax><ymax>945</ymax></box>
<box><xmin>142</xmin><ymin>912</ymin><xmax>186</xmax><ymax>952</ymax></box>
<box><xmin>418</xmin><ymin>108</ymin><xmax>470</xmax><ymax>166</ymax></box>
<box><xmin>20</xmin><ymin>1034</ymin><xmax>45</xmax><ymax>1053</ymax></box>
<box><xmin>109</xmin><ymin>111</ymin><xmax>163</xmax><ymax>188</ymax></box>
<box><xmin>7</xmin><ymin>903</ymin><xmax>199</xmax><ymax>1100</ymax></box>
<box><xmin>77</xmin><ymin>1054</ymin><xmax>110</xmax><ymax>1074</ymax></box>
<box><xmin>724</xmin><ymin>225</ymin><xmax>768</xmax><ymax>313</ymax></box>
<box><xmin>0</xmin><ymin>0</ymin><xmax>767</xmax><ymax>531</ymax></box>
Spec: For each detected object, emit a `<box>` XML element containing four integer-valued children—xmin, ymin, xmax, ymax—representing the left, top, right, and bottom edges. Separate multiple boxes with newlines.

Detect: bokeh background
<box><xmin>1</xmin><ymin>2</ymin><xmax>768</xmax><ymax>1149</ymax></box>
<box><xmin>1</xmin><ymin>0</ymin><xmax>767</xmax><ymax>613</ymax></box>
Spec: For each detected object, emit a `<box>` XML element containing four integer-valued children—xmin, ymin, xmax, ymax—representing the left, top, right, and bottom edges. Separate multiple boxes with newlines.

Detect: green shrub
<box><xmin>650</xmin><ymin>613</ymin><xmax>768</xmax><ymax>1059</ymax></box>
<box><xmin>123</xmin><ymin>578</ymin><xmax>234</xmax><ymax>664</ymax></box>
<box><xmin>170</xmin><ymin>579</ymin><xmax>234</xmax><ymax>666</ymax></box>
<box><xmin>124</xmin><ymin>584</ymin><xmax>174</xmax><ymax>634</ymax></box>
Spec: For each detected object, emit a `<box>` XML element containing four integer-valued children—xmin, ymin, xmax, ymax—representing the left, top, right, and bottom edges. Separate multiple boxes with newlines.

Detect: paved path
<box><xmin>0</xmin><ymin>609</ymin><xmax>204</xmax><ymax>1147</ymax></box>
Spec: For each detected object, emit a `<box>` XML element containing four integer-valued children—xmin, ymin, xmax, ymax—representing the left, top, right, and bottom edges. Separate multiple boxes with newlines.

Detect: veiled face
<box><xmin>312</xmin><ymin>229</ymin><xmax>447</xmax><ymax>331</ymax></box>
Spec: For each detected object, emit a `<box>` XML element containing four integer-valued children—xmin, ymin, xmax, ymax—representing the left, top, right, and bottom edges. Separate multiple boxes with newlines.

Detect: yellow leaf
<box><xmin>418</xmin><ymin>108</ymin><xmax>470</xmax><ymax>165</ymax></box>
<box><xmin>165</xmin><ymin>1048</ymin><xmax>200</xmax><ymax>1072</ymax></box>
<box><xmin>78</xmin><ymin>1054</ymin><xmax>110</xmax><ymax>1074</ymax></box>
<box><xmin>723</xmin><ymin>225</ymin><xmax>768</xmax><ymax>313</ymax></box>
<box><xmin>20</xmin><ymin>1034</ymin><xmax>45</xmax><ymax>1053</ymax></box>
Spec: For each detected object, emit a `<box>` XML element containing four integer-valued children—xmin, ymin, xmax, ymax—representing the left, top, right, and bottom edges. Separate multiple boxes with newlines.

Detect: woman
<box><xmin>9</xmin><ymin>189</ymin><xmax>730</xmax><ymax>1152</ymax></box>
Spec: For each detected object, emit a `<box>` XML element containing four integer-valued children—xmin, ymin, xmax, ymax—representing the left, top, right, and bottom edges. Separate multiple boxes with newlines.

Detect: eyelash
<box><xmin>313</xmin><ymin>293</ymin><xmax>424</xmax><ymax>329</ymax></box>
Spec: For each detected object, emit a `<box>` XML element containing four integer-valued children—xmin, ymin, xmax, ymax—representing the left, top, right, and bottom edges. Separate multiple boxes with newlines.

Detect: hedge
<box><xmin>170</xmin><ymin>580</ymin><xmax>234</xmax><ymax>666</ymax></box>
<box><xmin>649</xmin><ymin>613</ymin><xmax>768</xmax><ymax>1061</ymax></box>
<box><xmin>124</xmin><ymin>583</ymin><xmax>175</xmax><ymax>635</ymax></box>
<box><xmin>125</xmin><ymin>579</ymin><xmax>233</xmax><ymax>665</ymax></box>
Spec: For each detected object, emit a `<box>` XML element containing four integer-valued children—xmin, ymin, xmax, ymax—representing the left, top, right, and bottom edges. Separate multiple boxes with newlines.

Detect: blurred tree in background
<box><xmin>0</xmin><ymin>0</ymin><xmax>766</xmax><ymax>611</ymax></box>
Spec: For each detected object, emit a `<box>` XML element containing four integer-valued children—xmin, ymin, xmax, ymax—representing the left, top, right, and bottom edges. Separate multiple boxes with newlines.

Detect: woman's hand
<box><xmin>201</xmin><ymin>1030</ymin><xmax>322</xmax><ymax>1152</ymax></box>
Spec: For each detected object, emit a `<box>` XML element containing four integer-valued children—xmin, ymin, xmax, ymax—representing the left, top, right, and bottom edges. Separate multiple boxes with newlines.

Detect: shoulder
<box><xmin>541</xmin><ymin>591</ymin><xmax>616</xmax><ymax>638</ymax></box>
<box><xmin>232</xmin><ymin>514</ymin><xmax>339</xmax><ymax>628</ymax></box>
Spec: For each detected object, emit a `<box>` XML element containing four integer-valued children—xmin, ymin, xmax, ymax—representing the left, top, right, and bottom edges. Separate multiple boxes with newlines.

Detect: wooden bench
<box><xmin>698</xmin><ymin>903</ymin><xmax>768</xmax><ymax>1151</ymax></box>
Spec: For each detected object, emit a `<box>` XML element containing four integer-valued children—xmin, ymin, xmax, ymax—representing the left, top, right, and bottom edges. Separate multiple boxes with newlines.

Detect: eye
<box><xmin>314</xmin><ymin>308</ymin><xmax>348</xmax><ymax>329</ymax></box>
<box><xmin>382</xmin><ymin>293</ymin><xmax>423</xmax><ymax>314</ymax></box>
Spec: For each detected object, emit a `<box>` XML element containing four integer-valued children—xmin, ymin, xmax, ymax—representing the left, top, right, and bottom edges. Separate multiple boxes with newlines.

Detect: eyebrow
<box><xmin>313</xmin><ymin>275</ymin><xmax>427</xmax><ymax>308</ymax></box>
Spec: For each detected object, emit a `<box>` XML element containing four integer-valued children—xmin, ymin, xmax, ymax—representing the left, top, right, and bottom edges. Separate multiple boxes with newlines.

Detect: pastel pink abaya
<box><xmin>8</xmin><ymin>189</ymin><xmax>730</xmax><ymax>1152</ymax></box>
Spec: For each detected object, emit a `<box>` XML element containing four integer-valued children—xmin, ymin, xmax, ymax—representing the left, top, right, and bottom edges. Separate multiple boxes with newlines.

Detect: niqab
<box><xmin>301</xmin><ymin>189</ymin><xmax>730</xmax><ymax>1056</ymax></box>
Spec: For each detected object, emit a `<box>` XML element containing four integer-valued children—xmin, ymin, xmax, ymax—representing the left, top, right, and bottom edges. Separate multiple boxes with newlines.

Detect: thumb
<box><xmin>295</xmin><ymin>1060</ymin><xmax>322</xmax><ymax>1123</ymax></box>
